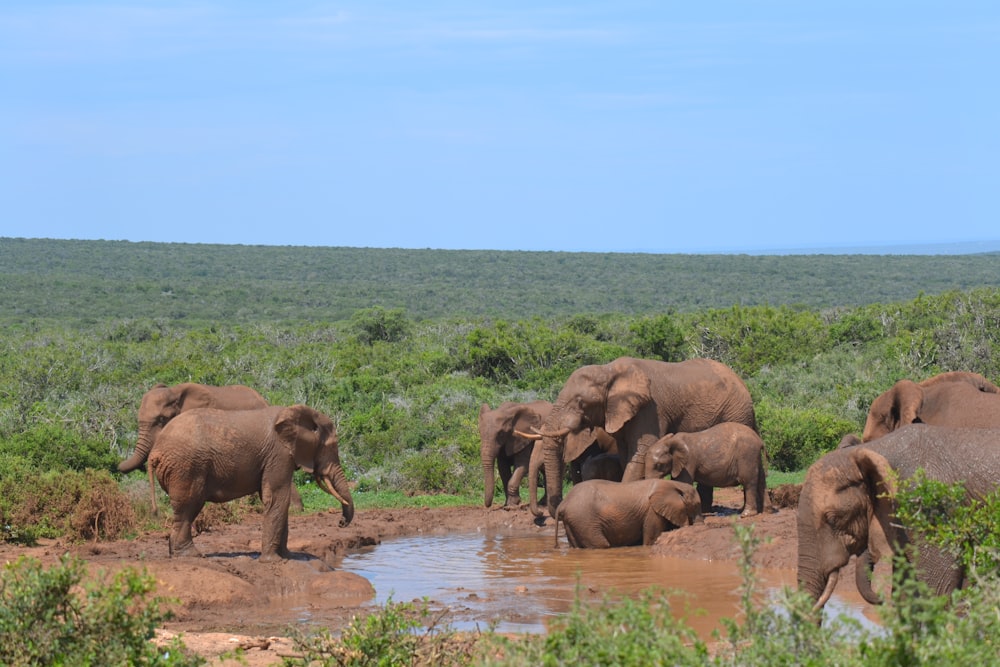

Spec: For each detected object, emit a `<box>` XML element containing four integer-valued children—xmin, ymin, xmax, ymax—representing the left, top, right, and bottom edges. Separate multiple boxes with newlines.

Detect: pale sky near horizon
<box><xmin>2</xmin><ymin>3</ymin><xmax>997</xmax><ymax>254</ymax></box>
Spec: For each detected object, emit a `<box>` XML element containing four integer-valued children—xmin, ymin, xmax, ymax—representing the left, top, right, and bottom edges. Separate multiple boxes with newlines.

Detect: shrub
<box><xmin>0</xmin><ymin>468</ymin><xmax>137</xmax><ymax>543</ymax></box>
<box><xmin>0</xmin><ymin>555</ymin><xmax>203</xmax><ymax>666</ymax></box>
<box><xmin>755</xmin><ymin>403</ymin><xmax>856</xmax><ymax>472</ymax></box>
<box><xmin>483</xmin><ymin>586</ymin><xmax>708</xmax><ymax>666</ymax></box>
<box><xmin>286</xmin><ymin>598</ymin><xmax>475</xmax><ymax>667</ymax></box>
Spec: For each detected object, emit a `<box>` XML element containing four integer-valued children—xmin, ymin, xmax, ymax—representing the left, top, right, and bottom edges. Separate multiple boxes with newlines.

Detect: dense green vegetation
<box><xmin>3</xmin><ymin>239</ymin><xmax>1000</xmax><ymax>537</ymax></box>
<box><xmin>4</xmin><ymin>237</ymin><xmax>1000</xmax><ymax>323</ymax></box>
<box><xmin>3</xmin><ymin>239</ymin><xmax>1000</xmax><ymax>663</ymax></box>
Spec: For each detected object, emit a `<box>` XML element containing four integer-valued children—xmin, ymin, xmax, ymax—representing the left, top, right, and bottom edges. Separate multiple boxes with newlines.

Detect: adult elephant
<box><xmin>118</xmin><ymin>382</ymin><xmax>269</xmax><ymax>473</ymax></box>
<box><xmin>555</xmin><ymin>478</ymin><xmax>702</xmax><ymax>548</ymax></box>
<box><xmin>479</xmin><ymin>400</ymin><xmax>552</xmax><ymax>508</ymax></box>
<box><xmin>529</xmin><ymin>357</ymin><xmax>756</xmax><ymax>518</ymax></box>
<box><xmin>862</xmin><ymin>371</ymin><xmax>1000</xmax><ymax>441</ymax></box>
<box><xmin>644</xmin><ymin>422</ymin><xmax>768</xmax><ymax>517</ymax></box>
<box><xmin>149</xmin><ymin>405</ymin><xmax>354</xmax><ymax>561</ymax></box>
<box><xmin>797</xmin><ymin>424</ymin><xmax>1000</xmax><ymax>611</ymax></box>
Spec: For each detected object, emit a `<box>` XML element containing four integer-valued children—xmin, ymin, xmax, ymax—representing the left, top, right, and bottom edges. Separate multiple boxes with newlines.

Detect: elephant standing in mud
<box><xmin>797</xmin><ymin>424</ymin><xmax>1000</xmax><ymax>611</ymax></box>
<box><xmin>149</xmin><ymin>405</ymin><xmax>354</xmax><ymax>561</ymax></box>
<box><xmin>644</xmin><ymin>422</ymin><xmax>768</xmax><ymax>516</ymax></box>
<box><xmin>862</xmin><ymin>371</ymin><xmax>1000</xmax><ymax>441</ymax></box>
<box><xmin>555</xmin><ymin>478</ymin><xmax>702</xmax><ymax>548</ymax></box>
<box><xmin>119</xmin><ymin>382</ymin><xmax>305</xmax><ymax>512</ymax></box>
<box><xmin>479</xmin><ymin>401</ymin><xmax>552</xmax><ymax>508</ymax></box>
<box><xmin>525</xmin><ymin>357</ymin><xmax>757</xmax><ymax>518</ymax></box>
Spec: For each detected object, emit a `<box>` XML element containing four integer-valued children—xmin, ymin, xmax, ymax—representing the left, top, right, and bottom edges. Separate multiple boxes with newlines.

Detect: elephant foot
<box><xmin>739</xmin><ymin>509</ymin><xmax>761</xmax><ymax>518</ymax></box>
<box><xmin>503</xmin><ymin>496</ymin><xmax>522</xmax><ymax>509</ymax></box>
<box><xmin>259</xmin><ymin>549</ymin><xmax>292</xmax><ymax>562</ymax></box>
<box><xmin>168</xmin><ymin>539</ymin><xmax>201</xmax><ymax>558</ymax></box>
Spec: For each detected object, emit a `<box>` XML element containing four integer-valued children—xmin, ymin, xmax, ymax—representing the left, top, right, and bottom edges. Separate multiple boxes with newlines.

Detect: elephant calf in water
<box><xmin>149</xmin><ymin>404</ymin><xmax>354</xmax><ymax>561</ymax></box>
<box><xmin>555</xmin><ymin>478</ymin><xmax>702</xmax><ymax>548</ymax></box>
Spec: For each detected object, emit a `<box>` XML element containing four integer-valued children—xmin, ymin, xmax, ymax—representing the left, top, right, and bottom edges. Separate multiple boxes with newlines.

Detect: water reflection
<box><xmin>336</xmin><ymin>528</ymin><xmax>873</xmax><ymax>636</ymax></box>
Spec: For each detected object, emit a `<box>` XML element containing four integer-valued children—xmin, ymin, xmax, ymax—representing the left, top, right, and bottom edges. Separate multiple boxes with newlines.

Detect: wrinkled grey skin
<box><xmin>150</xmin><ymin>405</ymin><xmax>354</xmax><ymax>561</ymax></box>
<box><xmin>534</xmin><ymin>357</ymin><xmax>757</xmax><ymax>518</ymax></box>
<box><xmin>797</xmin><ymin>424</ymin><xmax>1000</xmax><ymax>612</ymax></box>
<box><xmin>479</xmin><ymin>401</ymin><xmax>552</xmax><ymax>508</ymax></box>
<box><xmin>862</xmin><ymin>371</ymin><xmax>1000</xmax><ymax>441</ymax></box>
<box><xmin>644</xmin><ymin>422</ymin><xmax>768</xmax><ymax>516</ymax></box>
<box><xmin>554</xmin><ymin>478</ymin><xmax>703</xmax><ymax>548</ymax></box>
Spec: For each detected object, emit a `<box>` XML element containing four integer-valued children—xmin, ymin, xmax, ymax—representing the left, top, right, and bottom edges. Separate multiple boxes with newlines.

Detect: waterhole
<box><xmin>334</xmin><ymin>528</ymin><xmax>876</xmax><ymax>636</ymax></box>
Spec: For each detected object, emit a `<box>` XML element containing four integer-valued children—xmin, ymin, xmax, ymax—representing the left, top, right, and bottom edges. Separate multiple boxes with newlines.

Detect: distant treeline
<box><xmin>4</xmin><ymin>237</ymin><xmax>1000</xmax><ymax>324</ymax></box>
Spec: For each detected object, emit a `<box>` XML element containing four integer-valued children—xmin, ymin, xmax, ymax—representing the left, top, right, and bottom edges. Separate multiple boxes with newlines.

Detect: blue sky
<box><xmin>2</xmin><ymin>3</ymin><xmax>997</xmax><ymax>253</ymax></box>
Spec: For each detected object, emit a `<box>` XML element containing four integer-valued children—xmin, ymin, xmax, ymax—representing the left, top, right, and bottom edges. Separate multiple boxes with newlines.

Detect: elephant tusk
<box><xmin>812</xmin><ymin>570</ymin><xmax>839</xmax><ymax>612</ymax></box>
<box><xmin>514</xmin><ymin>429</ymin><xmax>542</xmax><ymax>441</ymax></box>
<box><xmin>532</xmin><ymin>426</ymin><xmax>572</xmax><ymax>439</ymax></box>
<box><xmin>320</xmin><ymin>476</ymin><xmax>350</xmax><ymax>507</ymax></box>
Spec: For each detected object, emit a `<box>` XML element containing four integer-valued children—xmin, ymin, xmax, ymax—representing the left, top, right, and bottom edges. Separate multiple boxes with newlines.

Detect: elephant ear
<box><xmin>668</xmin><ymin>439</ymin><xmax>690</xmax><ymax>480</ymax></box>
<box><xmin>274</xmin><ymin>405</ymin><xmax>322</xmax><ymax>472</ymax></box>
<box><xmin>605</xmin><ymin>363</ymin><xmax>652</xmax><ymax>434</ymax></box>
<box><xmin>507</xmin><ymin>405</ymin><xmax>543</xmax><ymax>455</ymax></box>
<box><xmin>849</xmin><ymin>448</ymin><xmax>898</xmax><ymax>562</ymax></box>
<box><xmin>564</xmin><ymin>426</ymin><xmax>598</xmax><ymax>463</ymax></box>
<box><xmin>649</xmin><ymin>481</ymin><xmax>695</xmax><ymax>528</ymax></box>
<box><xmin>865</xmin><ymin>380</ymin><xmax>923</xmax><ymax>441</ymax></box>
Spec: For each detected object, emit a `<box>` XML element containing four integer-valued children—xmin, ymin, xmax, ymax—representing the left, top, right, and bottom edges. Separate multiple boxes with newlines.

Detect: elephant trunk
<box><xmin>543</xmin><ymin>441</ymin><xmax>564</xmax><ymax>518</ymax></box>
<box><xmin>855</xmin><ymin>550</ymin><xmax>883</xmax><ymax>604</ymax></box>
<box><xmin>118</xmin><ymin>422</ymin><xmax>158</xmax><ymax>473</ymax></box>
<box><xmin>317</xmin><ymin>464</ymin><xmax>355</xmax><ymax>527</ymax></box>
<box><xmin>528</xmin><ymin>446</ymin><xmax>545</xmax><ymax>518</ymax></box>
<box><xmin>482</xmin><ymin>448</ymin><xmax>497</xmax><ymax>508</ymax></box>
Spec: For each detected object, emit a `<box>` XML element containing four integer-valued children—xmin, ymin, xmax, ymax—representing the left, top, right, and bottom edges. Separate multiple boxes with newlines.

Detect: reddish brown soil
<box><xmin>0</xmin><ymin>487</ymin><xmax>807</xmax><ymax>666</ymax></box>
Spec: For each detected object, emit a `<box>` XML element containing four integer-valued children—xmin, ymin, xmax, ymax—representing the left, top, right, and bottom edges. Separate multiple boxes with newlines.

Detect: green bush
<box><xmin>893</xmin><ymin>471</ymin><xmax>1000</xmax><ymax>576</ymax></box>
<box><xmin>755</xmin><ymin>402</ymin><xmax>856</xmax><ymax>472</ymax></box>
<box><xmin>0</xmin><ymin>555</ymin><xmax>203</xmax><ymax>666</ymax></box>
<box><xmin>484</xmin><ymin>586</ymin><xmax>708</xmax><ymax>666</ymax></box>
<box><xmin>286</xmin><ymin>597</ymin><xmax>474</xmax><ymax>667</ymax></box>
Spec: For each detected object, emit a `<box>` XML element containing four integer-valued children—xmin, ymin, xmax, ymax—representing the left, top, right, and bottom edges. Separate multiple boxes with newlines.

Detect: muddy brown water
<box><xmin>331</xmin><ymin>527</ymin><xmax>878</xmax><ymax>638</ymax></box>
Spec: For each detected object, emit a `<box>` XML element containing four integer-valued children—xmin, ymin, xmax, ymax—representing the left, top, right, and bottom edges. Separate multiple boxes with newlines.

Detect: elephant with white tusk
<box><xmin>149</xmin><ymin>404</ymin><xmax>354</xmax><ymax>561</ymax></box>
<box><xmin>525</xmin><ymin>357</ymin><xmax>757</xmax><ymax>518</ymax></box>
<box><xmin>797</xmin><ymin>424</ymin><xmax>1000</xmax><ymax>612</ymax></box>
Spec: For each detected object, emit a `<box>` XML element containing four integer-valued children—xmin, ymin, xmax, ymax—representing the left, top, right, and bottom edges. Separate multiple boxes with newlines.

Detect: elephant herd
<box><xmin>117</xmin><ymin>360</ymin><xmax>1000</xmax><ymax>618</ymax></box>
<box><xmin>481</xmin><ymin>360</ymin><xmax>1000</xmax><ymax>616</ymax></box>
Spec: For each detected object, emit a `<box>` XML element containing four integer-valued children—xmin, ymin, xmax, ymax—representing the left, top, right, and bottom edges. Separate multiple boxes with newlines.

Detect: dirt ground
<box><xmin>0</xmin><ymin>486</ymin><xmax>812</xmax><ymax>666</ymax></box>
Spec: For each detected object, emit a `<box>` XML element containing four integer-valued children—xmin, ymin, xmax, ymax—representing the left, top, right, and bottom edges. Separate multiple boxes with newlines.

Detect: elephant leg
<box><xmin>505</xmin><ymin>464</ymin><xmax>527</xmax><ymax>508</ymax></box>
<box><xmin>168</xmin><ymin>499</ymin><xmax>205</xmax><ymax>557</ymax></box>
<box><xmin>259</xmin><ymin>484</ymin><xmax>293</xmax><ymax>561</ymax></box>
<box><xmin>290</xmin><ymin>484</ymin><xmax>305</xmax><ymax>512</ymax></box>
<box><xmin>696</xmin><ymin>483</ymin><xmax>714</xmax><ymax>514</ymax></box>
<box><xmin>498</xmin><ymin>460</ymin><xmax>518</xmax><ymax>507</ymax></box>
<box><xmin>642</xmin><ymin>515</ymin><xmax>668</xmax><ymax>546</ymax></box>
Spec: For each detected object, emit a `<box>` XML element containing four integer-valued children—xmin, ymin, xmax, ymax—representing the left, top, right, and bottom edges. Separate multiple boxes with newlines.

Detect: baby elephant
<box><xmin>555</xmin><ymin>478</ymin><xmax>702</xmax><ymax>548</ymax></box>
<box><xmin>645</xmin><ymin>422</ymin><xmax>768</xmax><ymax>517</ymax></box>
<box><xmin>149</xmin><ymin>404</ymin><xmax>355</xmax><ymax>561</ymax></box>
